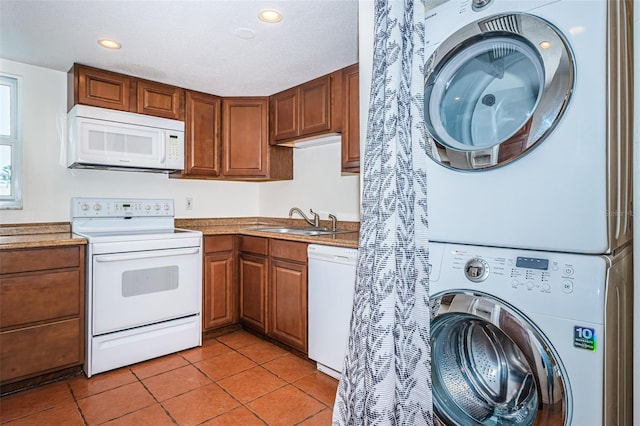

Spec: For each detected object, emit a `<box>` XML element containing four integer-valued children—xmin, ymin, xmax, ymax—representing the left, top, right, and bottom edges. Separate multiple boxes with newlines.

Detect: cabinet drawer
<box><xmin>1</xmin><ymin>270</ymin><xmax>81</xmax><ymax>329</ymax></box>
<box><xmin>239</xmin><ymin>236</ymin><xmax>268</xmax><ymax>256</ymax></box>
<box><xmin>270</xmin><ymin>239</ymin><xmax>307</xmax><ymax>262</ymax></box>
<box><xmin>0</xmin><ymin>246</ymin><xmax>81</xmax><ymax>275</ymax></box>
<box><xmin>1</xmin><ymin>318</ymin><xmax>82</xmax><ymax>383</ymax></box>
<box><xmin>204</xmin><ymin>235</ymin><xmax>234</xmax><ymax>254</ymax></box>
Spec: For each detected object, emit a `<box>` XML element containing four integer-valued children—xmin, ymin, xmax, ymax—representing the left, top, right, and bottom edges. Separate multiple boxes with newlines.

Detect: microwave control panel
<box><xmin>165</xmin><ymin>132</ymin><xmax>184</xmax><ymax>169</ymax></box>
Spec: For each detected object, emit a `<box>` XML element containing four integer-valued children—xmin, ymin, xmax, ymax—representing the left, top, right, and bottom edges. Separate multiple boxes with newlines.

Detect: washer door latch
<box><xmin>465</xmin><ymin>258</ymin><xmax>490</xmax><ymax>282</ymax></box>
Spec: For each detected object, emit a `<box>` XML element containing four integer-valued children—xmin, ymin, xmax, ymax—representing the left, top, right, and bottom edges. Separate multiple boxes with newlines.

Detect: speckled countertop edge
<box><xmin>0</xmin><ymin>217</ymin><xmax>360</xmax><ymax>250</ymax></box>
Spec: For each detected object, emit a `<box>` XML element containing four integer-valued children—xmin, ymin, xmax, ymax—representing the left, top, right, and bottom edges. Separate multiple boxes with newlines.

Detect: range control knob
<box><xmin>464</xmin><ymin>258</ymin><xmax>490</xmax><ymax>282</ymax></box>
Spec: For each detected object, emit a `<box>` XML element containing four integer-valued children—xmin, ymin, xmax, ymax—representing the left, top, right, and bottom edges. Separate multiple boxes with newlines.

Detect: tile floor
<box><xmin>0</xmin><ymin>331</ymin><xmax>338</xmax><ymax>425</ymax></box>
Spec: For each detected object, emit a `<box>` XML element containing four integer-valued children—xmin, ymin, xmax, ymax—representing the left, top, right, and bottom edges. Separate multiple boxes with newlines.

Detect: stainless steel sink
<box><xmin>254</xmin><ymin>226</ymin><xmax>356</xmax><ymax>236</ymax></box>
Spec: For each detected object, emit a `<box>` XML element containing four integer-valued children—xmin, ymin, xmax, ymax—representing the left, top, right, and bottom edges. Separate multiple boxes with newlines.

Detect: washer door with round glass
<box><xmin>431</xmin><ymin>291</ymin><xmax>570</xmax><ymax>425</ymax></box>
<box><xmin>424</xmin><ymin>13</ymin><xmax>574</xmax><ymax>170</ymax></box>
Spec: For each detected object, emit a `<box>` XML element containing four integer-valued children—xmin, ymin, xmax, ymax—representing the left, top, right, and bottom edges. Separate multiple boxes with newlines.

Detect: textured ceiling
<box><xmin>0</xmin><ymin>0</ymin><xmax>359</xmax><ymax>96</ymax></box>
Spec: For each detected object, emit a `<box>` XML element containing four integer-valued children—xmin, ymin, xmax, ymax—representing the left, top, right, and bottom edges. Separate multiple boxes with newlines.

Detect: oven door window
<box><xmin>122</xmin><ymin>266</ymin><xmax>179</xmax><ymax>297</ymax></box>
<box><xmin>92</xmin><ymin>247</ymin><xmax>201</xmax><ymax>335</ymax></box>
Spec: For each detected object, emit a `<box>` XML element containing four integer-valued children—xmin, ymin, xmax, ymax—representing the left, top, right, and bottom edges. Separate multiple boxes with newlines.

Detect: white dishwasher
<box><xmin>307</xmin><ymin>244</ymin><xmax>358</xmax><ymax>379</ymax></box>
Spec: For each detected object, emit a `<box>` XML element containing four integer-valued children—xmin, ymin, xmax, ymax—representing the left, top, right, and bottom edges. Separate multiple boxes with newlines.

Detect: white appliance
<box><xmin>67</xmin><ymin>105</ymin><xmax>185</xmax><ymax>173</ymax></box>
<box><xmin>417</xmin><ymin>0</ymin><xmax>633</xmax><ymax>254</ymax></box>
<box><xmin>429</xmin><ymin>241</ymin><xmax>633</xmax><ymax>425</ymax></box>
<box><xmin>71</xmin><ymin>197</ymin><xmax>202</xmax><ymax>377</ymax></box>
<box><xmin>307</xmin><ymin>244</ymin><xmax>358</xmax><ymax>379</ymax></box>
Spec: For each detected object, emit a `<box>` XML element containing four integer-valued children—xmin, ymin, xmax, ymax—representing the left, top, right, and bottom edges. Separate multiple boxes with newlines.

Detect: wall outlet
<box><xmin>185</xmin><ymin>197</ymin><xmax>193</xmax><ymax>210</ymax></box>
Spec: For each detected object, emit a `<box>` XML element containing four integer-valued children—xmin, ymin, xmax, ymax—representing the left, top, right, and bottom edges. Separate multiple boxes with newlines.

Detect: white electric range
<box><xmin>71</xmin><ymin>197</ymin><xmax>202</xmax><ymax>377</ymax></box>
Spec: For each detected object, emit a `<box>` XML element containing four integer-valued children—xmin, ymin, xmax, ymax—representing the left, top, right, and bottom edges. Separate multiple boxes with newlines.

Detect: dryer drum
<box><xmin>424</xmin><ymin>13</ymin><xmax>575</xmax><ymax>170</ymax></box>
<box><xmin>432</xmin><ymin>312</ymin><xmax>539</xmax><ymax>425</ymax></box>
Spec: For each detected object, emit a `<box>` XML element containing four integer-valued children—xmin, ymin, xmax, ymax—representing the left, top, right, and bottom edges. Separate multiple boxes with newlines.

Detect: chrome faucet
<box><xmin>328</xmin><ymin>213</ymin><xmax>338</xmax><ymax>231</ymax></box>
<box><xmin>289</xmin><ymin>207</ymin><xmax>320</xmax><ymax>227</ymax></box>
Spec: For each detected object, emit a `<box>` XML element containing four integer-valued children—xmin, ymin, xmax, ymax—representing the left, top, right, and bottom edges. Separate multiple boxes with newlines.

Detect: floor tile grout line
<box><xmin>1</xmin><ymin>332</ymin><xmax>336</xmax><ymax>426</ymax></box>
<box><xmin>134</xmin><ymin>371</ymin><xmax>182</xmax><ymax>426</ymax></box>
<box><xmin>67</xmin><ymin>378</ymin><xmax>91</xmax><ymax>426</ymax></box>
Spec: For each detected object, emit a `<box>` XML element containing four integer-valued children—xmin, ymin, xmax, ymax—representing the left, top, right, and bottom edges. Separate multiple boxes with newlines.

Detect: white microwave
<box><xmin>67</xmin><ymin>105</ymin><xmax>185</xmax><ymax>173</ymax></box>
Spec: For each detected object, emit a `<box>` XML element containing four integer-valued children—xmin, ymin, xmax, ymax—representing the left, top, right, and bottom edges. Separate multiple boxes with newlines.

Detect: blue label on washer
<box><xmin>574</xmin><ymin>326</ymin><xmax>597</xmax><ymax>351</ymax></box>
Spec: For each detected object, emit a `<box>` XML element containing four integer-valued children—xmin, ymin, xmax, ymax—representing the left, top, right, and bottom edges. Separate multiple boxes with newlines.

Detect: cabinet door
<box><xmin>184</xmin><ymin>90</ymin><xmax>221</xmax><ymax>176</ymax></box>
<box><xmin>222</xmin><ymin>98</ymin><xmax>269</xmax><ymax>177</ymax></box>
<box><xmin>269</xmin><ymin>258</ymin><xmax>308</xmax><ymax>352</ymax></box>
<box><xmin>73</xmin><ymin>64</ymin><xmax>134</xmax><ymax>112</ymax></box>
<box><xmin>137</xmin><ymin>80</ymin><xmax>185</xmax><ymax>120</ymax></box>
<box><xmin>270</xmin><ymin>87</ymin><xmax>299</xmax><ymax>144</ymax></box>
<box><xmin>203</xmin><ymin>251</ymin><xmax>235</xmax><ymax>330</ymax></box>
<box><xmin>299</xmin><ymin>75</ymin><xmax>332</xmax><ymax>136</ymax></box>
<box><xmin>239</xmin><ymin>253</ymin><xmax>268</xmax><ymax>333</ymax></box>
<box><xmin>342</xmin><ymin>63</ymin><xmax>360</xmax><ymax>172</ymax></box>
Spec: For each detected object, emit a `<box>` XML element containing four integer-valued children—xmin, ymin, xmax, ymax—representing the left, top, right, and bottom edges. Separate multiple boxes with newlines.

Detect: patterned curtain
<box><xmin>332</xmin><ymin>0</ymin><xmax>431</xmax><ymax>425</ymax></box>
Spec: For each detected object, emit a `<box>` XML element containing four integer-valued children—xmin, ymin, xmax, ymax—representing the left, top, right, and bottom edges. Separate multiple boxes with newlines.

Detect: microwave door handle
<box><xmin>159</xmin><ymin>131</ymin><xmax>166</xmax><ymax>163</ymax></box>
<box><xmin>95</xmin><ymin>248</ymin><xmax>200</xmax><ymax>263</ymax></box>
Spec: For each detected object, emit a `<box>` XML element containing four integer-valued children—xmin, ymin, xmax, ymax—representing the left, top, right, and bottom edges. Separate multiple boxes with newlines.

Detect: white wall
<box><xmin>0</xmin><ymin>59</ymin><xmax>361</xmax><ymax>224</ymax></box>
<box><xmin>258</xmin><ymin>139</ymin><xmax>360</xmax><ymax>221</ymax></box>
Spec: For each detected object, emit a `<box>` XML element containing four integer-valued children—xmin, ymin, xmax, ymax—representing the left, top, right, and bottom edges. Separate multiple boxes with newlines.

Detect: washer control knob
<box><xmin>472</xmin><ymin>0</ymin><xmax>493</xmax><ymax>11</ymax></box>
<box><xmin>93</xmin><ymin>203</ymin><xmax>102</xmax><ymax>211</ymax></box>
<box><xmin>145</xmin><ymin>204</ymin><xmax>151</xmax><ymax>211</ymax></box>
<box><xmin>464</xmin><ymin>258</ymin><xmax>489</xmax><ymax>282</ymax></box>
<box><xmin>154</xmin><ymin>204</ymin><xmax>160</xmax><ymax>211</ymax></box>
<box><xmin>164</xmin><ymin>204</ymin><xmax>170</xmax><ymax>211</ymax></box>
<box><xmin>81</xmin><ymin>203</ymin><xmax>89</xmax><ymax>211</ymax></box>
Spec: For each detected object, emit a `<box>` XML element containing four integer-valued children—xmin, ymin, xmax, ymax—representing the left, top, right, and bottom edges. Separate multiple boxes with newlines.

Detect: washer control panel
<box><xmin>429</xmin><ymin>242</ymin><xmax>607</xmax><ymax>323</ymax></box>
<box><xmin>450</xmin><ymin>249</ymin><xmax>589</xmax><ymax>296</ymax></box>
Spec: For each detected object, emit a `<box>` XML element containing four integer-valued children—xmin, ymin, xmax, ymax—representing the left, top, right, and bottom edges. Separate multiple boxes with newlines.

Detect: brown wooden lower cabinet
<box><xmin>203</xmin><ymin>235</ymin><xmax>236</xmax><ymax>331</ymax></box>
<box><xmin>269</xmin><ymin>258</ymin><xmax>307</xmax><ymax>352</ymax></box>
<box><xmin>239</xmin><ymin>252</ymin><xmax>268</xmax><ymax>333</ymax></box>
<box><xmin>237</xmin><ymin>236</ymin><xmax>308</xmax><ymax>353</ymax></box>
<box><xmin>268</xmin><ymin>239</ymin><xmax>308</xmax><ymax>352</ymax></box>
<box><xmin>0</xmin><ymin>245</ymin><xmax>85</xmax><ymax>385</ymax></box>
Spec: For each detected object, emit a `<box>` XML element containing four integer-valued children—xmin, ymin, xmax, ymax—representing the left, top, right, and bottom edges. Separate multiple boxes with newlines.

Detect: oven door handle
<box><xmin>95</xmin><ymin>248</ymin><xmax>200</xmax><ymax>263</ymax></box>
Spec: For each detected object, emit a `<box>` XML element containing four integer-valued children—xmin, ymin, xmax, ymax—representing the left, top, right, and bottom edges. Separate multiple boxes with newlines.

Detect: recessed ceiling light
<box><xmin>98</xmin><ymin>39</ymin><xmax>121</xmax><ymax>49</ymax></box>
<box><xmin>234</xmin><ymin>28</ymin><xmax>256</xmax><ymax>39</ymax></box>
<box><xmin>258</xmin><ymin>9</ymin><xmax>282</xmax><ymax>23</ymax></box>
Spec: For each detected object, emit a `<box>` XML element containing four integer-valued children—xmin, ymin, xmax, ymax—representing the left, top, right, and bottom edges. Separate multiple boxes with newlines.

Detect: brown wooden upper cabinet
<box><xmin>222</xmin><ymin>98</ymin><xmax>292</xmax><ymax>180</ymax></box>
<box><xmin>342</xmin><ymin>63</ymin><xmax>360</xmax><ymax>173</ymax></box>
<box><xmin>182</xmin><ymin>90</ymin><xmax>222</xmax><ymax>177</ymax></box>
<box><xmin>68</xmin><ymin>64</ymin><xmax>185</xmax><ymax>121</ymax></box>
<box><xmin>137</xmin><ymin>79</ymin><xmax>185</xmax><ymax>121</ymax></box>
<box><xmin>269</xmin><ymin>70</ymin><xmax>343</xmax><ymax>145</ymax></box>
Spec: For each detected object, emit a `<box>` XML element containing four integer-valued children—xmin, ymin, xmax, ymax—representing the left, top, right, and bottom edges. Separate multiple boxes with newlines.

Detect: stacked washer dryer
<box><xmin>419</xmin><ymin>0</ymin><xmax>634</xmax><ymax>425</ymax></box>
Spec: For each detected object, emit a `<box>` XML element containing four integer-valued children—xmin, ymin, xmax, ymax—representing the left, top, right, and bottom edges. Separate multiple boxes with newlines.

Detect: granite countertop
<box><xmin>177</xmin><ymin>217</ymin><xmax>360</xmax><ymax>249</ymax></box>
<box><xmin>0</xmin><ymin>223</ymin><xmax>87</xmax><ymax>250</ymax></box>
<box><xmin>0</xmin><ymin>218</ymin><xmax>359</xmax><ymax>250</ymax></box>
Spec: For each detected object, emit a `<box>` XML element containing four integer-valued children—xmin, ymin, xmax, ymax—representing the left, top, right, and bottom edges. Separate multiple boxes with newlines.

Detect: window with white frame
<box><xmin>0</xmin><ymin>74</ymin><xmax>22</xmax><ymax>209</ymax></box>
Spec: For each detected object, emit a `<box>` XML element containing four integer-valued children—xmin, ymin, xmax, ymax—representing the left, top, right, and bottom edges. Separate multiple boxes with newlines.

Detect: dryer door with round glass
<box><xmin>430</xmin><ymin>291</ymin><xmax>570</xmax><ymax>425</ymax></box>
<box><xmin>425</xmin><ymin>13</ymin><xmax>574</xmax><ymax>170</ymax></box>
